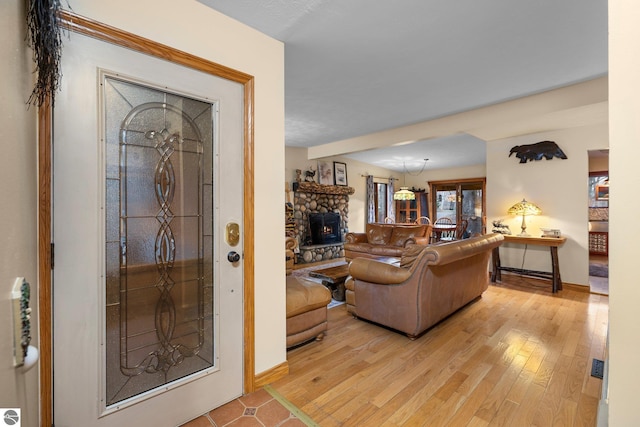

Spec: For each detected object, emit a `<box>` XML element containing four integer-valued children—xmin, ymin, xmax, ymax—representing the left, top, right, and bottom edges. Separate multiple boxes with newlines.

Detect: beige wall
<box><xmin>403</xmin><ymin>164</ymin><xmax>487</xmax><ymax>189</ymax></box>
<box><xmin>609</xmin><ymin>0</ymin><xmax>640</xmax><ymax>424</ymax></box>
<box><xmin>0</xmin><ymin>1</ymin><xmax>39</xmax><ymax>426</ymax></box>
<box><xmin>286</xmin><ymin>147</ymin><xmax>402</xmax><ymax>233</ymax></box>
<box><xmin>486</xmin><ymin>124</ymin><xmax>608</xmax><ymax>287</ymax></box>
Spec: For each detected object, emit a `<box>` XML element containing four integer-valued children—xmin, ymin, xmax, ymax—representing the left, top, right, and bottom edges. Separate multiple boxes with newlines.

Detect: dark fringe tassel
<box><xmin>26</xmin><ymin>0</ymin><xmax>65</xmax><ymax>107</ymax></box>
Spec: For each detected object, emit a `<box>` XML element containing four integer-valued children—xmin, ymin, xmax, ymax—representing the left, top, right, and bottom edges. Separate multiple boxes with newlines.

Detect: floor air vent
<box><xmin>591</xmin><ymin>358</ymin><xmax>605</xmax><ymax>379</ymax></box>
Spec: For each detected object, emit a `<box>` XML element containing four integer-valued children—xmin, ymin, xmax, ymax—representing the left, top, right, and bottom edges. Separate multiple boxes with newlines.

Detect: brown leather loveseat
<box><xmin>345</xmin><ymin>233</ymin><xmax>504</xmax><ymax>338</ymax></box>
<box><xmin>344</xmin><ymin>222</ymin><xmax>432</xmax><ymax>261</ymax></box>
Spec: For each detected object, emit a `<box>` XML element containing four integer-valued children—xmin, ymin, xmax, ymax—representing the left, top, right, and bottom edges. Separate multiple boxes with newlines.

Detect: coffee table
<box><xmin>308</xmin><ymin>258</ymin><xmax>400</xmax><ymax>301</ymax></box>
<box><xmin>309</xmin><ymin>263</ymin><xmax>350</xmax><ymax>301</ymax></box>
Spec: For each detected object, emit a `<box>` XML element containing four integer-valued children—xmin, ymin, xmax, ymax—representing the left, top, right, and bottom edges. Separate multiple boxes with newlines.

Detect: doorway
<box><xmin>588</xmin><ymin>151</ymin><xmax>609</xmax><ymax>295</ymax></box>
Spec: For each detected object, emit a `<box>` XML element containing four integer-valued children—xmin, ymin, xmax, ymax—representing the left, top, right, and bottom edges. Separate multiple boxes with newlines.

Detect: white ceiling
<box><xmin>198</xmin><ymin>0</ymin><xmax>608</xmax><ymax>172</ymax></box>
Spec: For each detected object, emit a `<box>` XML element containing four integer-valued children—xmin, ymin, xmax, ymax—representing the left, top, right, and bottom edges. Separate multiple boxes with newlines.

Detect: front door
<box><xmin>52</xmin><ymin>30</ymin><xmax>244</xmax><ymax>426</ymax></box>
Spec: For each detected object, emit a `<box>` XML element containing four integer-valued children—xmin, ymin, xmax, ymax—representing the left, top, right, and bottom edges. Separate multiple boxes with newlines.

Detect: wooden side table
<box><xmin>491</xmin><ymin>235</ymin><xmax>567</xmax><ymax>292</ymax></box>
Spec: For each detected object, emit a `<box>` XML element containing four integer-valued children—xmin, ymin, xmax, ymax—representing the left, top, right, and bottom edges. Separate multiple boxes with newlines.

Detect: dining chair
<box><xmin>415</xmin><ymin>216</ymin><xmax>431</xmax><ymax>225</ymax></box>
<box><xmin>454</xmin><ymin>219</ymin><xmax>469</xmax><ymax>240</ymax></box>
<box><xmin>433</xmin><ymin>217</ymin><xmax>454</xmax><ymax>241</ymax></box>
<box><xmin>435</xmin><ymin>217</ymin><xmax>453</xmax><ymax>225</ymax></box>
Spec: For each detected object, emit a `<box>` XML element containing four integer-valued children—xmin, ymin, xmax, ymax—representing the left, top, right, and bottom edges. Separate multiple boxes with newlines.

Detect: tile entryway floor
<box><xmin>179</xmin><ymin>387</ymin><xmax>310</xmax><ymax>427</ymax></box>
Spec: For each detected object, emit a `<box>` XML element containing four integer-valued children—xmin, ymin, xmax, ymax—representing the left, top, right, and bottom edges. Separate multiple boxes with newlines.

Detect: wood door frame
<box><xmin>38</xmin><ymin>11</ymin><xmax>255</xmax><ymax>426</ymax></box>
<box><xmin>428</xmin><ymin>177</ymin><xmax>486</xmax><ymax>227</ymax></box>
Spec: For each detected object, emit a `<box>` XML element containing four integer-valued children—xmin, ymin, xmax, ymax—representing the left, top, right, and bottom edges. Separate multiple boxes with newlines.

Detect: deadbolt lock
<box><xmin>226</xmin><ymin>222</ymin><xmax>240</xmax><ymax>246</ymax></box>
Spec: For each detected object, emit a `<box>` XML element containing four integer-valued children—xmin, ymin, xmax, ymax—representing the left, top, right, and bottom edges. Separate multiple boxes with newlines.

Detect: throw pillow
<box><xmin>367</xmin><ymin>224</ymin><xmax>393</xmax><ymax>245</ymax></box>
<box><xmin>389</xmin><ymin>225</ymin><xmax>426</xmax><ymax>247</ymax></box>
<box><xmin>400</xmin><ymin>244</ymin><xmax>427</xmax><ymax>268</ymax></box>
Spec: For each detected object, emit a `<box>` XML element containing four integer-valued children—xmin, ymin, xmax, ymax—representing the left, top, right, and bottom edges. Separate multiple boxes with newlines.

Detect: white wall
<box><xmin>286</xmin><ymin>147</ymin><xmax>401</xmax><ymax>233</ymax></box>
<box><xmin>486</xmin><ymin>124</ymin><xmax>608</xmax><ymax>287</ymax></box>
<box><xmin>609</xmin><ymin>0</ymin><xmax>640</xmax><ymax>424</ymax></box>
<box><xmin>45</xmin><ymin>0</ymin><xmax>285</xmax><ymax>376</ymax></box>
<box><xmin>0</xmin><ymin>1</ymin><xmax>39</xmax><ymax>426</ymax></box>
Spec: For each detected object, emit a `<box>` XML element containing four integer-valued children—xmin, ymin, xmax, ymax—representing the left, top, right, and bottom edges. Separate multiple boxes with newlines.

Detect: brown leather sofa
<box><xmin>344</xmin><ymin>223</ymin><xmax>432</xmax><ymax>261</ymax></box>
<box><xmin>344</xmin><ymin>233</ymin><xmax>504</xmax><ymax>338</ymax></box>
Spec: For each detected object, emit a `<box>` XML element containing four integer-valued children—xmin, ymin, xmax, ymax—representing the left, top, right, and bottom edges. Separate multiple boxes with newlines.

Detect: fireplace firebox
<box><xmin>308</xmin><ymin>213</ymin><xmax>342</xmax><ymax>245</ymax></box>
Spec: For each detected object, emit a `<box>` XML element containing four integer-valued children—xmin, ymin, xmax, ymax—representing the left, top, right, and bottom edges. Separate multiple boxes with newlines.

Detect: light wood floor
<box><xmin>271</xmin><ymin>275</ymin><xmax>608</xmax><ymax>426</ymax></box>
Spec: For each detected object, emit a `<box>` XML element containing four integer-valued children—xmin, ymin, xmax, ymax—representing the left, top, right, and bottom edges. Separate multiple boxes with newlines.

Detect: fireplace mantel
<box><xmin>294</xmin><ymin>182</ymin><xmax>355</xmax><ymax>196</ymax></box>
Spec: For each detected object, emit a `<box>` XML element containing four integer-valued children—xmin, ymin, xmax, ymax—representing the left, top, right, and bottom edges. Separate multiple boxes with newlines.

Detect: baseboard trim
<box><xmin>494</xmin><ymin>272</ymin><xmax>591</xmax><ymax>293</ymax></box>
<box><xmin>563</xmin><ymin>282</ymin><xmax>591</xmax><ymax>293</ymax></box>
<box><xmin>254</xmin><ymin>361</ymin><xmax>289</xmax><ymax>388</ymax></box>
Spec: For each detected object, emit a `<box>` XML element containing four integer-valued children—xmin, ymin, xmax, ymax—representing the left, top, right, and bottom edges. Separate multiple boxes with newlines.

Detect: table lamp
<box><xmin>507</xmin><ymin>198</ymin><xmax>542</xmax><ymax>236</ymax></box>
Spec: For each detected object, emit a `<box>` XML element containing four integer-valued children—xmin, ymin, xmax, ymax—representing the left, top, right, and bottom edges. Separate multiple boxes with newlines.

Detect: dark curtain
<box><xmin>366</xmin><ymin>175</ymin><xmax>375</xmax><ymax>223</ymax></box>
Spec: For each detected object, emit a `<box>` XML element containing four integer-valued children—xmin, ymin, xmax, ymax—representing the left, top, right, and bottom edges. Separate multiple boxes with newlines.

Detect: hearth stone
<box><xmin>299</xmin><ymin>243</ymin><xmax>345</xmax><ymax>264</ymax></box>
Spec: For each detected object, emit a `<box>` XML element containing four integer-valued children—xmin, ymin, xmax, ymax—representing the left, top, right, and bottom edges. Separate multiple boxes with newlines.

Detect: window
<box><xmin>429</xmin><ymin>178</ymin><xmax>486</xmax><ymax>236</ymax></box>
<box><xmin>374</xmin><ymin>183</ymin><xmax>388</xmax><ymax>223</ymax></box>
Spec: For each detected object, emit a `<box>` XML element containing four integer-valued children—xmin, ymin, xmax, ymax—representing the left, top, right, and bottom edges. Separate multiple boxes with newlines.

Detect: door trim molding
<box><xmin>38</xmin><ymin>102</ymin><xmax>53</xmax><ymax>427</ymax></box>
<box><xmin>38</xmin><ymin>11</ymin><xmax>256</xmax><ymax>425</ymax></box>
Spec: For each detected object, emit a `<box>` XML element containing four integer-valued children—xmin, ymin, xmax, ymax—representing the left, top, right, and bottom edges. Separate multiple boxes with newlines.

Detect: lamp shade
<box><xmin>393</xmin><ymin>187</ymin><xmax>415</xmax><ymax>201</ymax></box>
<box><xmin>507</xmin><ymin>199</ymin><xmax>541</xmax><ymax>236</ymax></box>
<box><xmin>507</xmin><ymin>199</ymin><xmax>542</xmax><ymax>216</ymax></box>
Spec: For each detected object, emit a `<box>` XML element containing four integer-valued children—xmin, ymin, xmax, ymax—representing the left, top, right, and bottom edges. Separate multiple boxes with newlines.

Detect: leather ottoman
<box><xmin>286</xmin><ymin>276</ymin><xmax>331</xmax><ymax>348</ymax></box>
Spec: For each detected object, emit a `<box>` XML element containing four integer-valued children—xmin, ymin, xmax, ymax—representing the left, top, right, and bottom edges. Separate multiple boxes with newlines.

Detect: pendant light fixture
<box><xmin>393</xmin><ymin>186</ymin><xmax>415</xmax><ymax>201</ymax></box>
<box><xmin>393</xmin><ymin>158</ymin><xmax>429</xmax><ymax>201</ymax></box>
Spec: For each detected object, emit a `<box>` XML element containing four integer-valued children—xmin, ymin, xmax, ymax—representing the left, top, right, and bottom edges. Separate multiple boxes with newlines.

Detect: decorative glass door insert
<box><xmin>104</xmin><ymin>76</ymin><xmax>215</xmax><ymax>406</ymax></box>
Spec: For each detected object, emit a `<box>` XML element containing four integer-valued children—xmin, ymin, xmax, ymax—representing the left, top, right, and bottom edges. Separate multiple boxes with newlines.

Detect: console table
<box><xmin>491</xmin><ymin>235</ymin><xmax>567</xmax><ymax>293</ymax></box>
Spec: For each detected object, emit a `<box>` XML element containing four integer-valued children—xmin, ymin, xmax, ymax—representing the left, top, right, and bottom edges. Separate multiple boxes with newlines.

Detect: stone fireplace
<box><xmin>291</xmin><ymin>182</ymin><xmax>355</xmax><ymax>263</ymax></box>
